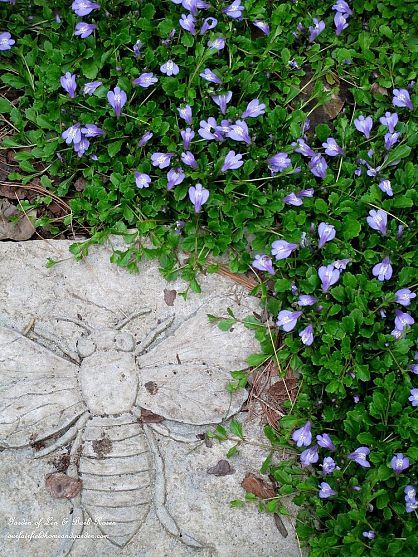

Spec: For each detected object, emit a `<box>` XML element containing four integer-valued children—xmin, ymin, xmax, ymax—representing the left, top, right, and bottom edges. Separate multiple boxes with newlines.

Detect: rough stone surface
<box><xmin>0</xmin><ymin>239</ymin><xmax>300</xmax><ymax>557</ymax></box>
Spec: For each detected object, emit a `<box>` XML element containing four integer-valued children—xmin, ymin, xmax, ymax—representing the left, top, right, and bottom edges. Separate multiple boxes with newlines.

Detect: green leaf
<box><xmin>0</xmin><ymin>98</ymin><xmax>12</xmax><ymax>113</ymax></box>
<box><xmin>107</xmin><ymin>141</ymin><xmax>124</xmax><ymax>157</ymax></box>
<box><xmin>229</xmin><ymin>419</ymin><xmax>244</xmax><ymax>439</ymax></box>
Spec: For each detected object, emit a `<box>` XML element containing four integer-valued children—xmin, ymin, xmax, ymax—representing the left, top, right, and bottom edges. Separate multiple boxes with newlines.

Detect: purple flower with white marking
<box><xmin>318</xmin><ymin>223</ymin><xmax>336</xmax><ymax>248</ymax></box>
<box><xmin>135</xmin><ymin>172</ymin><xmax>151</xmax><ymax>189</ymax></box>
<box><xmin>179</xmin><ymin>14</ymin><xmax>196</xmax><ymax>35</ymax></box>
<box><xmin>80</xmin><ymin>124</ymin><xmax>104</xmax><ymax>138</ymax></box>
<box><xmin>276</xmin><ymin>310</ymin><xmax>302</xmax><ymax>332</ymax></box>
<box><xmin>297</xmin><ymin>295</ymin><xmax>317</xmax><ymax>307</ymax></box>
<box><xmin>242</xmin><ymin>99</ymin><xmax>266</xmax><ymax>118</ymax></box>
<box><xmin>83</xmin><ymin>81</ymin><xmax>102</xmax><ymax>95</ymax></box>
<box><xmin>226</xmin><ymin>120</ymin><xmax>251</xmax><ymax>144</ymax></box>
<box><xmin>223</xmin><ymin>0</ymin><xmax>244</xmax><ymax>19</ymax></box>
<box><xmin>283</xmin><ymin>193</ymin><xmax>303</xmax><ymax>206</ymax></box>
<box><xmin>395</xmin><ymin>288</ymin><xmax>416</xmax><ymax>306</ymax></box>
<box><xmin>292</xmin><ymin>138</ymin><xmax>315</xmax><ymax>157</ymax></box>
<box><xmin>212</xmin><ymin>91</ymin><xmax>232</xmax><ymax>114</ymax></box>
<box><xmin>379</xmin><ymin>112</ymin><xmax>398</xmax><ymax>133</ymax></box>
<box><xmin>309</xmin><ymin>154</ymin><xmax>328</xmax><ymax>178</ymax></box>
<box><xmin>409</xmin><ymin>389</ymin><xmax>418</xmax><ymax>407</ymax></box>
<box><xmin>348</xmin><ymin>446</ymin><xmax>371</xmax><ymax>468</ymax></box>
<box><xmin>151</xmin><ymin>152</ymin><xmax>174</xmax><ymax>169</ymax></box>
<box><xmin>292</xmin><ymin>421</ymin><xmax>312</xmax><ymax>447</ymax></box>
<box><xmin>378</xmin><ymin>179</ymin><xmax>393</xmax><ymax>197</ymax></box>
<box><xmin>133</xmin><ymin>40</ymin><xmax>142</xmax><ymax>58</ymax></box>
<box><xmin>253</xmin><ymin>21</ymin><xmax>270</xmax><ymax>35</ymax></box>
<box><xmin>268</xmin><ymin>153</ymin><xmax>291</xmax><ymax>173</ymax></box>
<box><xmin>0</xmin><ymin>32</ymin><xmax>15</xmax><ymax>51</ymax></box>
<box><xmin>322</xmin><ymin>138</ymin><xmax>344</xmax><ymax>157</ymax></box>
<box><xmin>71</xmin><ymin>0</ymin><xmax>100</xmax><ymax>16</ymax></box>
<box><xmin>181</xmin><ymin>151</ymin><xmax>198</xmax><ymax>170</ymax></box>
<box><xmin>391</xmin><ymin>453</ymin><xmax>409</xmax><ymax>475</ymax></box>
<box><xmin>384</xmin><ymin>132</ymin><xmax>400</xmax><ymax>150</ymax></box>
<box><xmin>318</xmin><ymin>264</ymin><xmax>340</xmax><ymax>292</ymax></box>
<box><xmin>133</xmin><ymin>73</ymin><xmax>158</xmax><ymax>88</ymax></box>
<box><xmin>299</xmin><ymin>188</ymin><xmax>315</xmax><ymax>198</ymax></box>
<box><xmin>372</xmin><ymin>257</ymin><xmax>392</xmax><ymax>281</ymax></box>
<box><xmin>107</xmin><ymin>87</ymin><xmax>127</xmax><ymax>118</ymax></box>
<box><xmin>167</xmin><ymin>168</ymin><xmax>185</xmax><ymax>190</ymax></box>
<box><xmin>160</xmin><ymin>60</ymin><xmax>179</xmax><ymax>76</ymax></box>
<box><xmin>321</xmin><ymin>457</ymin><xmax>337</xmax><ymax>475</ymax></box>
<box><xmin>73</xmin><ymin>137</ymin><xmax>90</xmax><ymax>157</ymax></box>
<box><xmin>317</xmin><ymin>434</ymin><xmax>335</xmax><ymax>451</ymax></box>
<box><xmin>332</xmin><ymin>1</ymin><xmax>352</xmax><ymax>15</ymax></box>
<box><xmin>198</xmin><ymin>117</ymin><xmax>218</xmax><ymax>140</ymax></box>
<box><xmin>138</xmin><ymin>131</ymin><xmax>153</xmax><ymax>147</ymax></box>
<box><xmin>332</xmin><ymin>258</ymin><xmax>350</xmax><ymax>270</ymax></box>
<box><xmin>189</xmin><ymin>183</ymin><xmax>209</xmax><ymax>213</ymax></box>
<box><xmin>200</xmin><ymin>68</ymin><xmax>222</xmax><ymax>84</ymax></box>
<box><xmin>60</xmin><ymin>72</ymin><xmax>77</xmax><ymax>98</ymax></box>
<box><xmin>299</xmin><ymin>325</ymin><xmax>314</xmax><ymax>346</ymax></box>
<box><xmin>363</xmin><ymin>531</ymin><xmax>375</xmax><ymax>540</ymax></box>
<box><xmin>74</xmin><ymin>22</ymin><xmax>96</xmax><ymax>38</ymax></box>
<box><xmin>208</xmin><ymin>37</ymin><xmax>225</xmax><ymax>50</ymax></box>
<box><xmin>62</xmin><ymin>123</ymin><xmax>81</xmax><ymax>145</ymax></box>
<box><xmin>271</xmin><ymin>240</ymin><xmax>298</xmax><ymax>260</ymax></box>
<box><xmin>334</xmin><ymin>12</ymin><xmax>348</xmax><ymax>35</ymax></box>
<box><xmin>178</xmin><ymin>105</ymin><xmax>192</xmax><ymax>125</ymax></box>
<box><xmin>181</xmin><ymin>128</ymin><xmax>195</xmax><ymax>150</ymax></box>
<box><xmin>300</xmin><ymin>445</ymin><xmax>319</xmax><ymax>467</ymax></box>
<box><xmin>393</xmin><ymin>88</ymin><xmax>413</xmax><ymax>110</ymax></box>
<box><xmin>221</xmin><ymin>150</ymin><xmax>243</xmax><ymax>172</ymax></box>
<box><xmin>354</xmin><ymin>115</ymin><xmax>373</xmax><ymax>138</ymax></box>
<box><xmin>200</xmin><ymin>17</ymin><xmax>217</xmax><ymax>34</ymax></box>
<box><xmin>366</xmin><ymin>209</ymin><xmax>387</xmax><ymax>235</ymax></box>
<box><xmin>308</xmin><ymin>19</ymin><xmax>325</xmax><ymax>42</ymax></box>
<box><xmin>252</xmin><ymin>255</ymin><xmax>275</xmax><ymax>275</ymax></box>
<box><xmin>318</xmin><ymin>482</ymin><xmax>336</xmax><ymax>498</ymax></box>
<box><xmin>394</xmin><ymin>310</ymin><xmax>414</xmax><ymax>331</ymax></box>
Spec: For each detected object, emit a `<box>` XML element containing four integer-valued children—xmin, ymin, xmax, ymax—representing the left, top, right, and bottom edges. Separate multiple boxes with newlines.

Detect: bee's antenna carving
<box><xmin>52</xmin><ymin>316</ymin><xmax>93</xmax><ymax>333</ymax></box>
<box><xmin>116</xmin><ymin>308</ymin><xmax>152</xmax><ymax>330</ymax></box>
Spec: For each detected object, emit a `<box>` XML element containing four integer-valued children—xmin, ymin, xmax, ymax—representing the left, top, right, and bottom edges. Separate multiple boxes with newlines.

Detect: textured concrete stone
<box><xmin>0</xmin><ymin>239</ymin><xmax>299</xmax><ymax>557</ymax></box>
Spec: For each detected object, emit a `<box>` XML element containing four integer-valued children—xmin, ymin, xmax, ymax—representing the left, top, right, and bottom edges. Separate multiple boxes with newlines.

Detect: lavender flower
<box><xmin>200</xmin><ymin>17</ymin><xmax>217</xmax><ymax>34</ymax></box>
<box><xmin>332</xmin><ymin>258</ymin><xmax>350</xmax><ymax>270</ymax></box>
<box><xmin>366</xmin><ymin>209</ymin><xmax>387</xmax><ymax>235</ymax></box>
<box><xmin>200</xmin><ymin>68</ymin><xmax>222</xmax><ymax>84</ymax></box>
<box><xmin>271</xmin><ymin>240</ymin><xmax>298</xmax><ymax>260</ymax></box>
<box><xmin>292</xmin><ymin>421</ymin><xmax>312</xmax><ymax>447</ymax></box>
<box><xmin>308</xmin><ymin>19</ymin><xmax>325</xmax><ymax>42</ymax></box>
<box><xmin>83</xmin><ymin>81</ymin><xmax>102</xmax><ymax>95</ymax></box>
<box><xmin>71</xmin><ymin>0</ymin><xmax>100</xmax><ymax>16</ymax></box>
<box><xmin>160</xmin><ymin>60</ymin><xmax>179</xmax><ymax>76</ymax></box>
<box><xmin>363</xmin><ymin>531</ymin><xmax>375</xmax><ymax>540</ymax></box>
<box><xmin>318</xmin><ymin>264</ymin><xmax>340</xmax><ymax>292</ymax></box>
<box><xmin>188</xmin><ymin>183</ymin><xmax>209</xmax><ymax>212</ymax></box>
<box><xmin>0</xmin><ymin>32</ymin><xmax>15</xmax><ymax>51</ymax></box>
<box><xmin>276</xmin><ymin>310</ymin><xmax>302</xmax><ymax>332</ymax></box>
<box><xmin>292</xmin><ymin>138</ymin><xmax>315</xmax><ymax>157</ymax></box>
<box><xmin>208</xmin><ymin>37</ymin><xmax>225</xmax><ymax>50</ymax></box>
<box><xmin>181</xmin><ymin>128</ymin><xmax>195</xmax><ymax>150</ymax></box>
<box><xmin>309</xmin><ymin>154</ymin><xmax>328</xmax><ymax>178</ymax></box>
<box><xmin>297</xmin><ymin>295</ymin><xmax>317</xmax><ymax>307</ymax></box>
<box><xmin>391</xmin><ymin>453</ymin><xmax>410</xmax><ymax>475</ymax></box>
<box><xmin>133</xmin><ymin>73</ymin><xmax>158</xmax><ymax>88</ymax></box>
<box><xmin>393</xmin><ymin>88</ymin><xmax>413</xmax><ymax>110</ymax></box>
<box><xmin>80</xmin><ymin>124</ymin><xmax>104</xmax><ymax>138</ymax></box>
<box><xmin>198</xmin><ymin>118</ymin><xmax>218</xmax><ymax>140</ymax></box>
<box><xmin>394</xmin><ymin>310</ymin><xmax>414</xmax><ymax>331</ymax></box>
<box><xmin>135</xmin><ymin>172</ymin><xmax>151</xmax><ymax>189</ymax></box>
<box><xmin>151</xmin><ymin>152</ymin><xmax>174</xmax><ymax>169</ymax></box>
<box><xmin>223</xmin><ymin>0</ymin><xmax>244</xmax><ymax>19</ymax></box>
<box><xmin>300</xmin><ymin>445</ymin><xmax>319</xmax><ymax>467</ymax></box>
<box><xmin>409</xmin><ymin>389</ymin><xmax>418</xmax><ymax>407</ymax></box>
<box><xmin>268</xmin><ymin>153</ymin><xmax>291</xmax><ymax>173</ymax></box>
<box><xmin>397</xmin><ymin>225</ymin><xmax>404</xmax><ymax>239</ymax></box>
<box><xmin>252</xmin><ymin>255</ymin><xmax>275</xmax><ymax>275</ymax></box>
<box><xmin>253</xmin><ymin>21</ymin><xmax>270</xmax><ymax>35</ymax></box>
<box><xmin>317</xmin><ymin>434</ymin><xmax>335</xmax><ymax>451</ymax></box>
<box><xmin>405</xmin><ymin>497</ymin><xmax>418</xmax><ymax>513</ymax></box>
<box><xmin>107</xmin><ymin>87</ymin><xmax>127</xmax><ymax>118</ymax></box>
<box><xmin>384</xmin><ymin>132</ymin><xmax>400</xmax><ymax>150</ymax></box>
<box><xmin>378</xmin><ymin>179</ymin><xmax>393</xmax><ymax>197</ymax></box>
<box><xmin>318</xmin><ymin>482</ymin><xmax>336</xmax><ymax>498</ymax></box>
<box><xmin>133</xmin><ymin>40</ymin><xmax>142</xmax><ymax>58</ymax></box>
<box><xmin>62</xmin><ymin>123</ymin><xmax>81</xmax><ymax>145</ymax></box>
<box><xmin>226</xmin><ymin>120</ymin><xmax>251</xmax><ymax>144</ymax></box>
<box><xmin>242</xmin><ymin>99</ymin><xmax>266</xmax><ymax>118</ymax></box>
<box><xmin>379</xmin><ymin>112</ymin><xmax>398</xmax><ymax>133</ymax></box>
<box><xmin>283</xmin><ymin>192</ymin><xmax>303</xmax><ymax>206</ymax></box>
<box><xmin>60</xmin><ymin>72</ymin><xmax>77</xmax><ymax>98</ymax></box>
<box><xmin>318</xmin><ymin>223</ymin><xmax>336</xmax><ymax>248</ymax></box>
<box><xmin>74</xmin><ymin>22</ymin><xmax>97</xmax><ymax>38</ymax></box>
<box><xmin>167</xmin><ymin>168</ymin><xmax>185</xmax><ymax>190</ymax></box>
<box><xmin>179</xmin><ymin>14</ymin><xmax>196</xmax><ymax>35</ymax></box>
<box><xmin>299</xmin><ymin>188</ymin><xmax>315</xmax><ymax>198</ymax></box>
<box><xmin>372</xmin><ymin>257</ymin><xmax>392</xmax><ymax>281</ymax></box>
<box><xmin>395</xmin><ymin>288</ymin><xmax>416</xmax><ymax>306</ymax></box>
<box><xmin>73</xmin><ymin>137</ymin><xmax>90</xmax><ymax>157</ymax></box>
<box><xmin>332</xmin><ymin>0</ymin><xmax>352</xmax><ymax>14</ymax></box>
<box><xmin>321</xmin><ymin>457</ymin><xmax>337</xmax><ymax>475</ymax></box>
<box><xmin>334</xmin><ymin>12</ymin><xmax>348</xmax><ymax>35</ymax></box>
<box><xmin>212</xmin><ymin>91</ymin><xmax>232</xmax><ymax>114</ymax></box>
<box><xmin>299</xmin><ymin>325</ymin><xmax>314</xmax><ymax>346</ymax></box>
<box><xmin>138</xmin><ymin>131</ymin><xmax>153</xmax><ymax>147</ymax></box>
<box><xmin>181</xmin><ymin>151</ymin><xmax>198</xmax><ymax>169</ymax></box>
<box><xmin>322</xmin><ymin>138</ymin><xmax>344</xmax><ymax>157</ymax></box>
<box><xmin>222</xmin><ymin>150</ymin><xmax>244</xmax><ymax>171</ymax></box>
<box><xmin>178</xmin><ymin>104</ymin><xmax>192</xmax><ymax>125</ymax></box>
<box><xmin>348</xmin><ymin>446</ymin><xmax>371</xmax><ymax>468</ymax></box>
<box><xmin>354</xmin><ymin>115</ymin><xmax>373</xmax><ymax>138</ymax></box>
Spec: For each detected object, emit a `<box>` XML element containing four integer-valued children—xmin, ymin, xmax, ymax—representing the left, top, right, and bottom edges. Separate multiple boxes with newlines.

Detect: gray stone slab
<box><xmin>0</xmin><ymin>239</ymin><xmax>300</xmax><ymax>557</ymax></box>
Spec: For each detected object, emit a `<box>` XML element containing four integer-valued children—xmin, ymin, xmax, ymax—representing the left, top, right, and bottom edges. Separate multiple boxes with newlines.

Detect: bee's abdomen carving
<box><xmin>80</xmin><ymin>414</ymin><xmax>153</xmax><ymax>547</ymax></box>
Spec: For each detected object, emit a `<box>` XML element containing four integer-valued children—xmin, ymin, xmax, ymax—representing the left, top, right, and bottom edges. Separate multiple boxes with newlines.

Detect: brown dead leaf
<box><xmin>274</xmin><ymin>514</ymin><xmax>289</xmax><ymax>538</ymax></box>
<box><xmin>371</xmin><ymin>82</ymin><xmax>388</xmax><ymax>97</ymax></box>
<box><xmin>241</xmin><ymin>473</ymin><xmax>276</xmax><ymax>499</ymax></box>
<box><xmin>207</xmin><ymin>460</ymin><xmax>235</xmax><ymax>476</ymax></box>
<box><xmin>144</xmin><ymin>381</ymin><xmax>158</xmax><ymax>395</ymax></box>
<box><xmin>74</xmin><ymin>177</ymin><xmax>87</xmax><ymax>192</ymax></box>
<box><xmin>0</xmin><ymin>199</ymin><xmax>36</xmax><ymax>240</ymax></box>
<box><xmin>267</xmin><ymin>377</ymin><xmax>298</xmax><ymax>407</ymax></box>
<box><xmin>164</xmin><ymin>289</ymin><xmax>177</xmax><ymax>306</ymax></box>
<box><xmin>45</xmin><ymin>472</ymin><xmax>82</xmax><ymax>499</ymax></box>
<box><xmin>139</xmin><ymin>408</ymin><xmax>164</xmax><ymax>423</ymax></box>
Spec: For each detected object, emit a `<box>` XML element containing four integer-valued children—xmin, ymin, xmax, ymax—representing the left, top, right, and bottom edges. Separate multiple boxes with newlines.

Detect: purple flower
<box><xmin>292</xmin><ymin>138</ymin><xmax>315</xmax><ymax>157</ymax></box>
<box><xmin>151</xmin><ymin>152</ymin><xmax>174</xmax><ymax>169</ymax></box>
<box><xmin>160</xmin><ymin>60</ymin><xmax>179</xmax><ymax>76</ymax></box>
<box><xmin>299</xmin><ymin>325</ymin><xmax>314</xmax><ymax>346</ymax></box>
<box><xmin>394</xmin><ymin>310</ymin><xmax>414</xmax><ymax>331</ymax></box>
<box><xmin>405</xmin><ymin>497</ymin><xmax>418</xmax><ymax>513</ymax></box>
<box><xmin>74</xmin><ymin>22</ymin><xmax>97</xmax><ymax>38</ymax></box>
<box><xmin>321</xmin><ymin>457</ymin><xmax>337</xmax><ymax>475</ymax></box>
<box><xmin>242</xmin><ymin>99</ymin><xmax>266</xmax><ymax>118</ymax></box>
<box><xmin>0</xmin><ymin>32</ymin><xmax>15</xmax><ymax>51</ymax></box>
<box><xmin>409</xmin><ymin>389</ymin><xmax>418</xmax><ymax>407</ymax></box>
<box><xmin>332</xmin><ymin>258</ymin><xmax>350</xmax><ymax>270</ymax></box>
<box><xmin>80</xmin><ymin>124</ymin><xmax>103</xmax><ymax>138</ymax></box>
<box><xmin>372</xmin><ymin>257</ymin><xmax>392</xmax><ymax>281</ymax></box>
<box><xmin>300</xmin><ymin>445</ymin><xmax>319</xmax><ymax>467</ymax></box>
<box><xmin>60</xmin><ymin>72</ymin><xmax>77</xmax><ymax>98</ymax></box>
<box><xmin>62</xmin><ymin>123</ymin><xmax>81</xmax><ymax>145</ymax></box>
<box><xmin>354</xmin><ymin>115</ymin><xmax>373</xmax><ymax>138</ymax></box>
<box><xmin>179</xmin><ymin>14</ymin><xmax>196</xmax><ymax>35</ymax></box>
<box><xmin>200</xmin><ymin>68</ymin><xmax>222</xmax><ymax>84</ymax></box>
<box><xmin>83</xmin><ymin>81</ymin><xmax>102</xmax><ymax>95</ymax></box>
<box><xmin>317</xmin><ymin>434</ymin><xmax>335</xmax><ymax>451</ymax></box>
<box><xmin>309</xmin><ymin>154</ymin><xmax>328</xmax><ymax>178</ymax></box>
<box><xmin>189</xmin><ymin>183</ymin><xmax>209</xmax><ymax>213</ymax></box>
<box><xmin>283</xmin><ymin>192</ymin><xmax>303</xmax><ymax>206</ymax></box>
<box><xmin>384</xmin><ymin>132</ymin><xmax>400</xmax><ymax>150</ymax></box>
<box><xmin>71</xmin><ymin>0</ymin><xmax>100</xmax><ymax>16</ymax></box>
<box><xmin>107</xmin><ymin>87</ymin><xmax>127</xmax><ymax>118</ymax></box>
<box><xmin>292</xmin><ymin>421</ymin><xmax>312</xmax><ymax>447</ymax></box>
<box><xmin>222</xmin><ymin>150</ymin><xmax>244</xmax><ymax>172</ymax></box>
<box><xmin>366</xmin><ymin>209</ymin><xmax>387</xmax><ymax>235</ymax></box>
<box><xmin>181</xmin><ymin>128</ymin><xmax>195</xmax><ymax>150</ymax></box>
<box><xmin>198</xmin><ymin>117</ymin><xmax>218</xmax><ymax>140</ymax></box>
<box><xmin>318</xmin><ymin>222</ymin><xmax>336</xmax><ymax>248</ymax></box>
<box><xmin>253</xmin><ymin>21</ymin><xmax>270</xmax><ymax>35</ymax></box>
<box><xmin>334</xmin><ymin>12</ymin><xmax>348</xmax><ymax>35</ymax></box>
<box><xmin>318</xmin><ymin>264</ymin><xmax>340</xmax><ymax>292</ymax></box>
<box><xmin>322</xmin><ymin>138</ymin><xmax>344</xmax><ymax>157</ymax></box>
<box><xmin>395</xmin><ymin>288</ymin><xmax>416</xmax><ymax>307</ymax></box>
<box><xmin>297</xmin><ymin>295</ymin><xmax>317</xmax><ymax>307</ymax></box>
<box><xmin>208</xmin><ymin>37</ymin><xmax>226</xmax><ymax>50</ymax></box>
<box><xmin>363</xmin><ymin>531</ymin><xmax>375</xmax><ymax>540</ymax></box>
<box><xmin>397</xmin><ymin>225</ymin><xmax>404</xmax><ymax>239</ymax></box>
<box><xmin>378</xmin><ymin>179</ymin><xmax>393</xmax><ymax>197</ymax></box>
<box><xmin>181</xmin><ymin>151</ymin><xmax>199</xmax><ymax>169</ymax></box>
<box><xmin>391</xmin><ymin>453</ymin><xmax>410</xmax><ymax>475</ymax></box>
<box><xmin>223</xmin><ymin>0</ymin><xmax>244</xmax><ymax>19</ymax></box>
<box><xmin>268</xmin><ymin>152</ymin><xmax>291</xmax><ymax>173</ymax></box>
<box><xmin>133</xmin><ymin>40</ymin><xmax>142</xmax><ymax>58</ymax></box>
<box><xmin>276</xmin><ymin>310</ymin><xmax>302</xmax><ymax>332</ymax></box>
<box><xmin>252</xmin><ymin>255</ymin><xmax>275</xmax><ymax>275</ymax></box>
<box><xmin>298</xmin><ymin>188</ymin><xmax>315</xmax><ymax>198</ymax></box>
<box><xmin>135</xmin><ymin>172</ymin><xmax>151</xmax><ymax>189</ymax></box>
<box><xmin>138</xmin><ymin>131</ymin><xmax>153</xmax><ymax>147</ymax></box>
<box><xmin>379</xmin><ymin>112</ymin><xmax>398</xmax><ymax>133</ymax></box>
<box><xmin>133</xmin><ymin>73</ymin><xmax>158</xmax><ymax>88</ymax></box>
<box><xmin>318</xmin><ymin>482</ymin><xmax>336</xmax><ymax>498</ymax></box>
<box><xmin>212</xmin><ymin>91</ymin><xmax>232</xmax><ymax>114</ymax></box>
<box><xmin>73</xmin><ymin>137</ymin><xmax>90</xmax><ymax>157</ymax></box>
<box><xmin>226</xmin><ymin>120</ymin><xmax>251</xmax><ymax>144</ymax></box>
<box><xmin>308</xmin><ymin>18</ymin><xmax>325</xmax><ymax>42</ymax></box>
<box><xmin>348</xmin><ymin>446</ymin><xmax>371</xmax><ymax>468</ymax></box>
<box><xmin>332</xmin><ymin>1</ymin><xmax>352</xmax><ymax>15</ymax></box>
<box><xmin>167</xmin><ymin>168</ymin><xmax>185</xmax><ymax>190</ymax></box>
<box><xmin>200</xmin><ymin>17</ymin><xmax>217</xmax><ymax>34</ymax></box>
<box><xmin>178</xmin><ymin>104</ymin><xmax>193</xmax><ymax>125</ymax></box>
<box><xmin>271</xmin><ymin>240</ymin><xmax>298</xmax><ymax>260</ymax></box>
<box><xmin>393</xmin><ymin>88</ymin><xmax>413</xmax><ymax>110</ymax></box>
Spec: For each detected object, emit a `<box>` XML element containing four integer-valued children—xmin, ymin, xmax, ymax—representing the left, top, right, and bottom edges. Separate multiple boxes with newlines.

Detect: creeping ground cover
<box><xmin>1</xmin><ymin>0</ymin><xmax>417</xmax><ymax>555</ymax></box>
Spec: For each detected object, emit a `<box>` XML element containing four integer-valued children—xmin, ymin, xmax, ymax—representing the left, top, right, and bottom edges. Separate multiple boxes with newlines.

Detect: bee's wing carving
<box><xmin>136</xmin><ymin>313</ymin><xmax>252</xmax><ymax>425</ymax></box>
<box><xmin>0</xmin><ymin>326</ymin><xmax>87</xmax><ymax>448</ymax></box>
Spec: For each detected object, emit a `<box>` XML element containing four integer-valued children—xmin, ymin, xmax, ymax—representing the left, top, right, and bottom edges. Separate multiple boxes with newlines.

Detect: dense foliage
<box><xmin>1</xmin><ymin>0</ymin><xmax>417</xmax><ymax>555</ymax></box>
